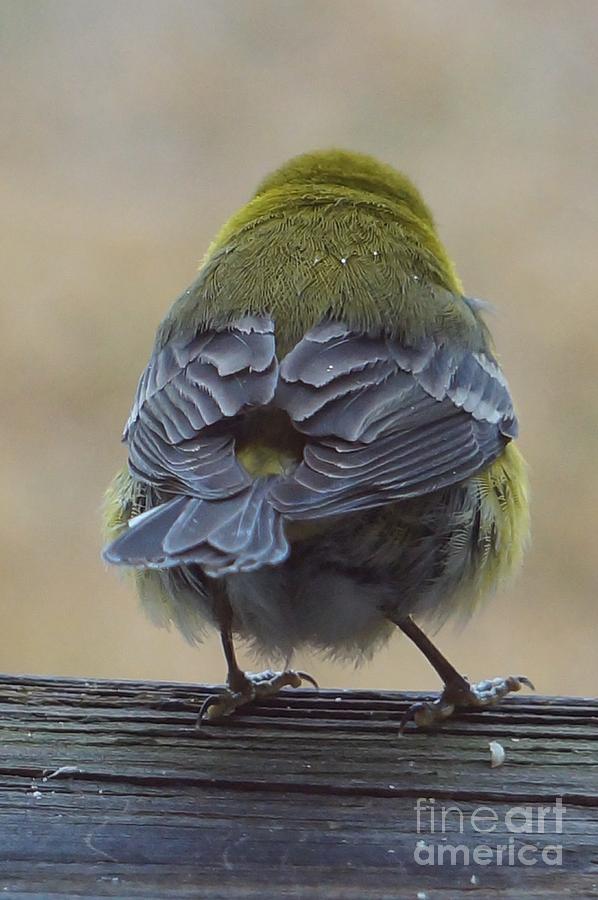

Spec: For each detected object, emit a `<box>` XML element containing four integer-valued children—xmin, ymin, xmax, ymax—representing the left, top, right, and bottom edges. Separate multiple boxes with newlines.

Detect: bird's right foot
<box><xmin>399</xmin><ymin>674</ymin><xmax>534</xmax><ymax>733</ymax></box>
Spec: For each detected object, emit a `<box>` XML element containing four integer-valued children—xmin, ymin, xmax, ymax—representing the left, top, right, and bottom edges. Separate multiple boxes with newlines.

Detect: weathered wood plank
<box><xmin>0</xmin><ymin>674</ymin><xmax>596</xmax><ymax>898</ymax></box>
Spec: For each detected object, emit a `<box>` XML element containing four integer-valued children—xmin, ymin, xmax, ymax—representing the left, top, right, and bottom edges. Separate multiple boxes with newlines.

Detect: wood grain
<box><xmin>0</xmin><ymin>675</ymin><xmax>596</xmax><ymax>898</ymax></box>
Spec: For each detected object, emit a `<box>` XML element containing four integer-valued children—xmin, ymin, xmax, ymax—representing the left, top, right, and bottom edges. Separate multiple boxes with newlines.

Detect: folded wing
<box><xmin>104</xmin><ymin>316</ymin><xmax>288</xmax><ymax>574</ymax></box>
<box><xmin>125</xmin><ymin>315</ymin><xmax>278</xmax><ymax>499</ymax></box>
<box><xmin>270</xmin><ymin>321</ymin><xmax>516</xmax><ymax>518</ymax></box>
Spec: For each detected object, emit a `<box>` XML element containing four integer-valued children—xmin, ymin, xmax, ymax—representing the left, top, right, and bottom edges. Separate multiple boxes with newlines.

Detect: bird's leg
<box><xmin>395</xmin><ymin>615</ymin><xmax>533</xmax><ymax>732</ymax></box>
<box><xmin>198</xmin><ymin>588</ymin><xmax>318</xmax><ymax>724</ymax></box>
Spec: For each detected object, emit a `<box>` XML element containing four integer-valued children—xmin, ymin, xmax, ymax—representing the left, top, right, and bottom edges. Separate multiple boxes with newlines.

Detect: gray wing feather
<box><xmin>270</xmin><ymin>320</ymin><xmax>517</xmax><ymax>520</ymax></box>
<box><xmin>104</xmin><ymin>315</ymin><xmax>291</xmax><ymax>576</ymax></box>
<box><xmin>124</xmin><ymin>315</ymin><xmax>277</xmax><ymax>499</ymax></box>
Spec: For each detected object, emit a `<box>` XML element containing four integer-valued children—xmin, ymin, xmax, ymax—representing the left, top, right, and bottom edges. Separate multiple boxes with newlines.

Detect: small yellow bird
<box><xmin>103</xmin><ymin>150</ymin><xmax>531</xmax><ymax>728</ymax></box>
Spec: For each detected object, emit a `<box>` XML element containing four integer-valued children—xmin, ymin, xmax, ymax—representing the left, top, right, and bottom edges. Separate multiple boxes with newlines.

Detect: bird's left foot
<box><xmin>399</xmin><ymin>674</ymin><xmax>534</xmax><ymax>733</ymax></box>
<box><xmin>198</xmin><ymin>669</ymin><xmax>318</xmax><ymax>723</ymax></box>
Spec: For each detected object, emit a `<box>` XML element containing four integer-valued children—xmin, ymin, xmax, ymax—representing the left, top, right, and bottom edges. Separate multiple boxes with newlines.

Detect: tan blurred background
<box><xmin>1</xmin><ymin>0</ymin><xmax>597</xmax><ymax>697</ymax></box>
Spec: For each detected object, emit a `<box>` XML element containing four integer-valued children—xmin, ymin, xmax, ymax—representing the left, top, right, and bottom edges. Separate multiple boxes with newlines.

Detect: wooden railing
<box><xmin>0</xmin><ymin>674</ymin><xmax>596</xmax><ymax>897</ymax></box>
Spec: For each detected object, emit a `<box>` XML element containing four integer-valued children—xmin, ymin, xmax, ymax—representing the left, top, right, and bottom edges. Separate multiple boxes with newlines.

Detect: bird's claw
<box><xmin>399</xmin><ymin>674</ymin><xmax>534</xmax><ymax>734</ymax></box>
<box><xmin>197</xmin><ymin>668</ymin><xmax>318</xmax><ymax>725</ymax></box>
<box><xmin>399</xmin><ymin>697</ymin><xmax>456</xmax><ymax>733</ymax></box>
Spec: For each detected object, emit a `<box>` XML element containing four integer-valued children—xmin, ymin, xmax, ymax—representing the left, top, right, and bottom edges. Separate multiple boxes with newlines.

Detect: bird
<box><xmin>103</xmin><ymin>149</ymin><xmax>531</xmax><ymax>729</ymax></box>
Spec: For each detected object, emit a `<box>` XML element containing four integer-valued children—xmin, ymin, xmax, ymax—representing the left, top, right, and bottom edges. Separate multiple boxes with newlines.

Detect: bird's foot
<box><xmin>399</xmin><ymin>674</ymin><xmax>534</xmax><ymax>733</ymax></box>
<box><xmin>198</xmin><ymin>669</ymin><xmax>318</xmax><ymax>723</ymax></box>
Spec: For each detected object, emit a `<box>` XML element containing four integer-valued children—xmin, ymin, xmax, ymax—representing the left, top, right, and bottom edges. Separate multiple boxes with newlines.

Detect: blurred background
<box><xmin>1</xmin><ymin>0</ymin><xmax>597</xmax><ymax>696</ymax></box>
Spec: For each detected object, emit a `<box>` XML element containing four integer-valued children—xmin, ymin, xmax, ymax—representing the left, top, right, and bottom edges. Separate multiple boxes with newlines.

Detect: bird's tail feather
<box><xmin>102</xmin><ymin>478</ymin><xmax>289</xmax><ymax>577</ymax></box>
